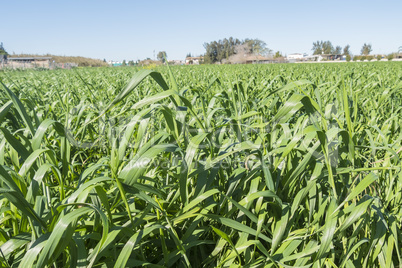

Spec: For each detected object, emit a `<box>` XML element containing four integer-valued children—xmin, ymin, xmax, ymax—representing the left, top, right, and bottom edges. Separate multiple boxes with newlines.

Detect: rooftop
<box><xmin>244</xmin><ymin>55</ymin><xmax>273</xmax><ymax>61</ymax></box>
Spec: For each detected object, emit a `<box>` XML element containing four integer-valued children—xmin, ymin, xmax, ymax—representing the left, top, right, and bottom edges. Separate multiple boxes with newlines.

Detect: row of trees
<box><xmin>352</xmin><ymin>53</ymin><xmax>395</xmax><ymax>62</ymax></box>
<box><xmin>311</xmin><ymin>40</ymin><xmax>373</xmax><ymax>56</ymax></box>
<box><xmin>203</xmin><ymin>37</ymin><xmax>271</xmax><ymax>64</ymax></box>
<box><xmin>119</xmin><ymin>39</ymin><xmax>384</xmax><ymax>66</ymax></box>
<box><xmin>312</xmin><ymin>41</ymin><xmax>348</xmax><ymax>55</ymax></box>
<box><xmin>121</xmin><ymin>60</ymin><xmax>136</xmax><ymax>66</ymax></box>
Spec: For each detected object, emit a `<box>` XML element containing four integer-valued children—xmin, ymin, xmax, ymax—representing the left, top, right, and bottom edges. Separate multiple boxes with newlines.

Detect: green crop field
<box><xmin>0</xmin><ymin>62</ymin><xmax>401</xmax><ymax>267</ymax></box>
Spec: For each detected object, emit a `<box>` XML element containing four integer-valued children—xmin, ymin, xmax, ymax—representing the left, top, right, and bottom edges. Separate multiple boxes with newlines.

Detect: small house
<box><xmin>287</xmin><ymin>53</ymin><xmax>305</xmax><ymax>61</ymax></box>
<box><xmin>185</xmin><ymin>56</ymin><xmax>203</xmax><ymax>65</ymax></box>
<box><xmin>7</xmin><ymin>57</ymin><xmax>52</xmax><ymax>68</ymax></box>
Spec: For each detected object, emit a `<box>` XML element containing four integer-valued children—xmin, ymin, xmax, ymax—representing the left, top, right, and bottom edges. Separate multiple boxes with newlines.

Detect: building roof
<box><xmin>244</xmin><ymin>55</ymin><xmax>273</xmax><ymax>61</ymax></box>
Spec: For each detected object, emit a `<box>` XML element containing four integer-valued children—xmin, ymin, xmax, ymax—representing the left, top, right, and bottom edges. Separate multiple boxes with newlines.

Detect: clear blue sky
<box><xmin>2</xmin><ymin>0</ymin><xmax>401</xmax><ymax>61</ymax></box>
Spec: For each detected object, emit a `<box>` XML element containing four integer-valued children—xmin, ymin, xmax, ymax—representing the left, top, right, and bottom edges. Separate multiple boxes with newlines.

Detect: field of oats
<box><xmin>0</xmin><ymin>62</ymin><xmax>401</xmax><ymax>267</ymax></box>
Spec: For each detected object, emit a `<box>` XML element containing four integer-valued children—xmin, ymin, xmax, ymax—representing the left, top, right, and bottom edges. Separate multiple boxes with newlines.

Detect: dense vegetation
<box><xmin>8</xmin><ymin>54</ymin><xmax>107</xmax><ymax>67</ymax></box>
<box><xmin>0</xmin><ymin>62</ymin><xmax>401</xmax><ymax>267</ymax></box>
<box><xmin>203</xmin><ymin>38</ymin><xmax>269</xmax><ymax>64</ymax></box>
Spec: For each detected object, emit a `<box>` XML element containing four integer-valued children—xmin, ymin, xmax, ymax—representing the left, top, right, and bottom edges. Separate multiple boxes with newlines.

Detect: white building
<box><xmin>168</xmin><ymin>60</ymin><xmax>184</xmax><ymax>65</ymax></box>
<box><xmin>287</xmin><ymin>53</ymin><xmax>307</xmax><ymax>61</ymax></box>
<box><xmin>185</xmin><ymin>56</ymin><xmax>203</xmax><ymax>65</ymax></box>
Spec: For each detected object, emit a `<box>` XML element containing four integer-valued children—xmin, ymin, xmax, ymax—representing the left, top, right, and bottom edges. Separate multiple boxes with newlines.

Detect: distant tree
<box><xmin>0</xmin><ymin>43</ymin><xmax>8</xmax><ymax>55</ymax></box>
<box><xmin>387</xmin><ymin>53</ymin><xmax>394</xmax><ymax>61</ymax></box>
<box><xmin>343</xmin><ymin>44</ymin><xmax>351</xmax><ymax>55</ymax></box>
<box><xmin>157</xmin><ymin>51</ymin><xmax>167</xmax><ymax>63</ymax></box>
<box><xmin>203</xmin><ymin>37</ymin><xmax>269</xmax><ymax>64</ymax></box>
<box><xmin>204</xmin><ymin>41</ymin><xmax>218</xmax><ymax>64</ymax></box>
<box><xmin>313</xmin><ymin>40</ymin><xmax>341</xmax><ymax>55</ymax></box>
<box><xmin>243</xmin><ymin>39</ymin><xmax>271</xmax><ymax>56</ymax></box>
<box><xmin>334</xmin><ymin>46</ymin><xmax>342</xmax><ymax>55</ymax></box>
<box><xmin>122</xmin><ymin>60</ymin><xmax>127</xmax><ymax>66</ymax></box>
<box><xmin>227</xmin><ymin>37</ymin><xmax>241</xmax><ymax>57</ymax></box>
<box><xmin>312</xmin><ymin>40</ymin><xmax>323</xmax><ymax>55</ymax></box>
<box><xmin>346</xmin><ymin>54</ymin><xmax>351</xmax><ymax>62</ymax></box>
<box><xmin>376</xmin><ymin>55</ymin><xmax>382</xmax><ymax>61</ymax></box>
<box><xmin>204</xmin><ymin>37</ymin><xmax>242</xmax><ymax>64</ymax></box>
<box><xmin>361</xmin><ymin>43</ymin><xmax>372</xmax><ymax>55</ymax></box>
<box><xmin>186</xmin><ymin>53</ymin><xmax>192</xmax><ymax>58</ymax></box>
<box><xmin>322</xmin><ymin>41</ymin><xmax>334</xmax><ymax>54</ymax></box>
<box><xmin>233</xmin><ymin>43</ymin><xmax>250</xmax><ymax>55</ymax></box>
<box><xmin>128</xmin><ymin>60</ymin><xmax>135</xmax><ymax>66</ymax></box>
<box><xmin>274</xmin><ymin>51</ymin><xmax>283</xmax><ymax>58</ymax></box>
<box><xmin>103</xmin><ymin>58</ymin><xmax>106</xmax><ymax>63</ymax></box>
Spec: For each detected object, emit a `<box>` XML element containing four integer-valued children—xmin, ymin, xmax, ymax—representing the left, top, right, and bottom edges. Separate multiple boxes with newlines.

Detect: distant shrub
<box><xmin>346</xmin><ymin>55</ymin><xmax>351</xmax><ymax>62</ymax></box>
<box><xmin>377</xmin><ymin>55</ymin><xmax>382</xmax><ymax>61</ymax></box>
<box><xmin>387</xmin><ymin>54</ymin><xmax>394</xmax><ymax>61</ymax></box>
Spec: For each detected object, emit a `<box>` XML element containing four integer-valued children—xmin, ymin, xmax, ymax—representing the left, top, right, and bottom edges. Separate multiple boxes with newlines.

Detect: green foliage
<box><xmin>346</xmin><ymin>54</ymin><xmax>351</xmax><ymax>62</ymax></box>
<box><xmin>243</xmin><ymin>38</ymin><xmax>271</xmax><ymax>55</ymax></box>
<box><xmin>387</xmin><ymin>54</ymin><xmax>394</xmax><ymax>61</ymax></box>
<box><xmin>204</xmin><ymin>37</ymin><xmax>241</xmax><ymax>64</ymax></box>
<box><xmin>122</xmin><ymin>60</ymin><xmax>127</xmax><ymax>66</ymax></box>
<box><xmin>203</xmin><ymin>37</ymin><xmax>270</xmax><ymax>64</ymax></box>
<box><xmin>0</xmin><ymin>43</ymin><xmax>7</xmax><ymax>55</ymax></box>
<box><xmin>377</xmin><ymin>55</ymin><xmax>382</xmax><ymax>61</ymax></box>
<box><xmin>343</xmin><ymin>44</ymin><xmax>351</xmax><ymax>55</ymax></box>
<box><xmin>312</xmin><ymin>40</ymin><xmax>323</xmax><ymax>54</ymax></box>
<box><xmin>334</xmin><ymin>45</ymin><xmax>342</xmax><ymax>55</ymax></box>
<box><xmin>312</xmin><ymin>40</ymin><xmax>340</xmax><ymax>55</ymax></box>
<box><xmin>274</xmin><ymin>51</ymin><xmax>283</xmax><ymax>58</ymax></box>
<box><xmin>157</xmin><ymin>51</ymin><xmax>167</xmax><ymax>63</ymax></box>
<box><xmin>0</xmin><ymin>62</ymin><xmax>401</xmax><ymax>267</ymax></box>
<box><xmin>354</xmin><ymin>55</ymin><xmax>375</xmax><ymax>62</ymax></box>
<box><xmin>361</xmin><ymin>43</ymin><xmax>373</xmax><ymax>55</ymax></box>
<box><xmin>323</xmin><ymin>41</ymin><xmax>334</xmax><ymax>54</ymax></box>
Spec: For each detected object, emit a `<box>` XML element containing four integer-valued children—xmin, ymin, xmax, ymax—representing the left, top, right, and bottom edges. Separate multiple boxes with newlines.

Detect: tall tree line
<box><xmin>203</xmin><ymin>37</ymin><xmax>269</xmax><ymax>64</ymax></box>
<box><xmin>312</xmin><ymin>40</ymin><xmax>351</xmax><ymax>55</ymax></box>
<box><xmin>312</xmin><ymin>40</ymin><xmax>373</xmax><ymax>56</ymax></box>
